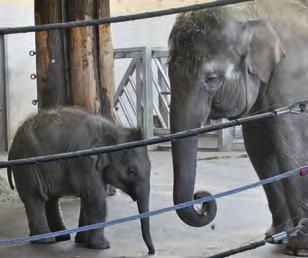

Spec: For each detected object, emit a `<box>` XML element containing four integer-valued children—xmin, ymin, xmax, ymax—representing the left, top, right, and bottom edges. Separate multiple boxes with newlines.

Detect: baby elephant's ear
<box><xmin>126</xmin><ymin>128</ymin><xmax>144</xmax><ymax>141</ymax></box>
<box><xmin>242</xmin><ymin>20</ymin><xmax>286</xmax><ymax>83</ymax></box>
<box><xmin>90</xmin><ymin>154</ymin><xmax>110</xmax><ymax>171</ymax></box>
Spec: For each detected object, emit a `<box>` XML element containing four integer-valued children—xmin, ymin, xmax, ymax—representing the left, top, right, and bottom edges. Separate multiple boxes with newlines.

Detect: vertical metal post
<box><xmin>0</xmin><ymin>35</ymin><xmax>8</xmax><ymax>152</ymax></box>
<box><xmin>136</xmin><ymin>56</ymin><xmax>143</xmax><ymax>129</ymax></box>
<box><xmin>218</xmin><ymin>119</ymin><xmax>233</xmax><ymax>151</ymax></box>
<box><xmin>157</xmin><ymin>57</ymin><xmax>169</xmax><ymax>128</ymax></box>
<box><xmin>142</xmin><ymin>47</ymin><xmax>153</xmax><ymax>139</ymax></box>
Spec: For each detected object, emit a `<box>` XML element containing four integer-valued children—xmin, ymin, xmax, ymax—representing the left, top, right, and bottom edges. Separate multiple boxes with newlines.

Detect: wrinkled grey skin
<box><xmin>8</xmin><ymin>108</ymin><xmax>155</xmax><ymax>254</ymax></box>
<box><xmin>169</xmin><ymin>4</ymin><xmax>308</xmax><ymax>256</ymax></box>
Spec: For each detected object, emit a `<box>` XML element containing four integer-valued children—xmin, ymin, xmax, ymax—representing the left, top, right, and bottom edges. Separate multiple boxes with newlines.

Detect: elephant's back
<box><xmin>10</xmin><ymin>107</ymin><xmax>115</xmax><ymax>159</ymax></box>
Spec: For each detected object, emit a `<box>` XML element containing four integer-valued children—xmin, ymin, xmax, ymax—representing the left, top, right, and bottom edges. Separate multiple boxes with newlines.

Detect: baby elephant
<box><xmin>7</xmin><ymin>108</ymin><xmax>155</xmax><ymax>254</ymax></box>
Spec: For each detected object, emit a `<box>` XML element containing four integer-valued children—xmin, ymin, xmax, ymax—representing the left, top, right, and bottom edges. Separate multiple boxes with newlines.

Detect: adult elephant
<box><xmin>168</xmin><ymin>0</ymin><xmax>308</xmax><ymax>255</ymax></box>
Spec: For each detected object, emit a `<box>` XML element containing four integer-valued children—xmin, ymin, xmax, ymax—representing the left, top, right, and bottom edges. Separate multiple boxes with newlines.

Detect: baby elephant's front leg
<box><xmin>81</xmin><ymin>186</ymin><xmax>110</xmax><ymax>249</ymax></box>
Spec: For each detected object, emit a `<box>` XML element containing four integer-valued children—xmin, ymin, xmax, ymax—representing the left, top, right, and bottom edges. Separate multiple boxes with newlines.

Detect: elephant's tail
<box><xmin>7</xmin><ymin>167</ymin><xmax>15</xmax><ymax>190</ymax></box>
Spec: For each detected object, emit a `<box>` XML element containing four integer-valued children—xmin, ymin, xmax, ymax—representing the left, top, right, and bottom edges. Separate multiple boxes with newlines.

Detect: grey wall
<box><xmin>0</xmin><ymin>3</ymin><xmax>37</xmax><ymax>145</ymax></box>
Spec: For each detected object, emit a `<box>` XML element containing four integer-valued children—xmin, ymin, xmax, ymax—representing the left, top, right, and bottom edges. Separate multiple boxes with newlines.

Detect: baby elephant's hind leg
<box><xmin>23</xmin><ymin>197</ymin><xmax>55</xmax><ymax>244</ymax></box>
<box><xmin>75</xmin><ymin>201</ymin><xmax>89</xmax><ymax>244</ymax></box>
<box><xmin>46</xmin><ymin>198</ymin><xmax>71</xmax><ymax>242</ymax></box>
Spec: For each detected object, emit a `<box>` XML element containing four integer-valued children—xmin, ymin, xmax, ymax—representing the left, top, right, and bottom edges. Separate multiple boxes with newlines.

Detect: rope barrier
<box><xmin>0</xmin><ymin>165</ymin><xmax>307</xmax><ymax>247</ymax></box>
<box><xmin>0</xmin><ymin>0</ymin><xmax>252</xmax><ymax>35</ymax></box>
<box><xmin>0</xmin><ymin>100</ymin><xmax>307</xmax><ymax>169</ymax></box>
<box><xmin>206</xmin><ymin>231</ymin><xmax>291</xmax><ymax>258</ymax></box>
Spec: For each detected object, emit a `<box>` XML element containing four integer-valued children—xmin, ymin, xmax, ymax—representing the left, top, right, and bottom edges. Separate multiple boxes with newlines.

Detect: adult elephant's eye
<box><xmin>204</xmin><ymin>73</ymin><xmax>219</xmax><ymax>84</ymax></box>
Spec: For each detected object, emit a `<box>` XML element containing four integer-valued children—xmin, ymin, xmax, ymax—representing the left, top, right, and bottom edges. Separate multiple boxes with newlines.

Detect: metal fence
<box><xmin>0</xmin><ymin>35</ymin><xmax>8</xmax><ymax>152</ymax></box>
<box><xmin>113</xmin><ymin>47</ymin><xmax>170</xmax><ymax>140</ymax></box>
<box><xmin>0</xmin><ymin>43</ymin><xmax>242</xmax><ymax>152</ymax></box>
<box><xmin>113</xmin><ymin>47</ymin><xmax>243</xmax><ymax>151</ymax></box>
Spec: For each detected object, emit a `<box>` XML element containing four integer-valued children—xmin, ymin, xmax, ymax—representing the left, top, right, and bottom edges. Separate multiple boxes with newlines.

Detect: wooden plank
<box><xmin>35</xmin><ymin>0</ymin><xmax>68</xmax><ymax>109</ymax></box>
<box><xmin>97</xmin><ymin>0</ymin><xmax>114</xmax><ymax>120</ymax></box>
<box><xmin>0</xmin><ymin>35</ymin><xmax>7</xmax><ymax>152</ymax></box>
<box><xmin>66</xmin><ymin>0</ymin><xmax>98</xmax><ymax>113</ymax></box>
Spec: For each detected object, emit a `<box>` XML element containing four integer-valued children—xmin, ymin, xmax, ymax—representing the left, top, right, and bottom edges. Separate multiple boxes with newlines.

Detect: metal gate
<box><xmin>113</xmin><ymin>47</ymin><xmax>170</xmax><ymax>140</ymax></box>
<box><xmin>0</xmin><ymin>35</ymin><xmax>7</xmax><ymax>152</ymax></box>
<box><xmin>113</xmin><ymin>47</ymin><xmax>243</xmax><ymax>151</ymax></box>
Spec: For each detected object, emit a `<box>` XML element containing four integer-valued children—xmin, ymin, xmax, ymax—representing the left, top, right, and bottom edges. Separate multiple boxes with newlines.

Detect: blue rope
<box><xmin>0</xmin><ymin>166</ymin><xmax>306</xmax><ymax>247</ymax></box>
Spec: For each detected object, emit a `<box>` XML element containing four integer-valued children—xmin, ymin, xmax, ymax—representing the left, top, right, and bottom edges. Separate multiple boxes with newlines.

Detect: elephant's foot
<box><xmin>75</xmin><ymin>231</ymin><xmax>89</xmax><ymax>244</ymax></box>
<box><xmin>265</xmin><ymin>222</ymin><xmax>293</xmax><ymax>244</ymax></box>
<box><xmin>31</xmin><ymin>236</ymin><xmax>56</xmax><ymax>244</ymax></box>
<box><xmin>284</xmin><ymin>219</ymin><xmax>308</xmax><ymax>257</ymax></box>
<box><xmin>55</xmin><ymin>234</ymin><xmax>71</xmax><ymax>242</ymax></box>
<box><xmin>87</xmin><ymin>237</ymin><xmax>110</xmax><ymax>249</ymax></box>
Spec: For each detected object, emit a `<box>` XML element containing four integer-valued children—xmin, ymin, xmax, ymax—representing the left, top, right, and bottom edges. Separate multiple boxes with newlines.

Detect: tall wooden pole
<box><xmin>97</xmin><ymin>0</ymin><xmax>115</xmax><ymax>120</ymax></box>
<box><xmin>35</xmin><ymin>0</ymin><xmax>69</xmax><ymax>109</ymax></box>
<box><xmin>35</xmin><ymin>0</ymin><xmax>114</xmax><ymax>120</ymax></box>
<box><xmin>66</xmin><ymin>0</ymin><xmax>99</xmax><ymax>113</ymax></box>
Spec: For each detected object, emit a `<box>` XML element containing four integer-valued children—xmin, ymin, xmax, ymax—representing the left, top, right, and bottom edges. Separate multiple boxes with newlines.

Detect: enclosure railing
<box><xmin>113</xmin><ymin>47</ymin><xmax>242</xmax><ymax>151</ymax></box>
<box><xmin>0</xmin><ymin>34</ymin><xmax>7</xmax><ymax>152</ymax></box>
<box><xmin>113</xmin><ymin>47</ymin><xmax>170</xmax><ymax>141</ymax></box>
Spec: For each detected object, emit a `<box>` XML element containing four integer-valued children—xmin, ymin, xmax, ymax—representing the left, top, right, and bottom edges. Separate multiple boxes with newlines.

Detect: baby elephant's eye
<box><xmin>128</xmin><ymin>169</ymin><xmax>136</xmax><ymax>176</ymax></box>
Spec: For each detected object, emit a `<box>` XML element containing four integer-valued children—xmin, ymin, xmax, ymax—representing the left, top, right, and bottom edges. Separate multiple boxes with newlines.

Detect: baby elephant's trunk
<box><xmin>136</xmin><ymin>186</ymin><xmax>155</xmax><ymax>255</ymax></box>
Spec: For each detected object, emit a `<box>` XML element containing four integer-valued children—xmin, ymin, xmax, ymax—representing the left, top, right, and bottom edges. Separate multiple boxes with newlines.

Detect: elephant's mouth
<box><xmin>126</xmin><ymin>189</ymin><xmax>137</xmax><ymax>201</ymax></box>
<box><xmin>211</xmin><ymin>96</ymin><xmax>248</xmax><ymax>120</ymax></box>
<box><xmin>131</xmin><ymin>194</ymin><xmax>137</xmax><ymax>202</ymax></box>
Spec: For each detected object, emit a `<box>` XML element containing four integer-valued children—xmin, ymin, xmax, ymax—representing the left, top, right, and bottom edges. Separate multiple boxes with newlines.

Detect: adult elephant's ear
<box><xmin>243</xmin><ymin>20</ymin><xmax>286</xmax><ymax>83</ymax></box>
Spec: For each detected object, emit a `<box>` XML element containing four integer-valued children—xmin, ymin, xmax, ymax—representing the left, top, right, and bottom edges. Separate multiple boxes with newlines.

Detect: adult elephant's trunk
<box><xmin>136</xmin><ymin>185</ymin><xmax>155</xmax><ymax>255</ymax></box>
<box><xmin>170</xmin><ymin>72</ymin><xmax>217</xmax><ymax>227</ymax></box>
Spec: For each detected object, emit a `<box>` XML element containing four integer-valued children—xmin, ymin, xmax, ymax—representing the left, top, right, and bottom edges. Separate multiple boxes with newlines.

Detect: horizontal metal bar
<box><xmin>152</xmin><ymin>50</ymin><xmax>169</xmax><ymax>58</ymax></box>
<box><xmin>1</xmin><ymin>100</ymin><xmax>307</xmax><ymax>168</ymax></box>
<box><xmin>0</xmin><ymin>0</ymin><xmax>253</xmax><ymax>35</ymax></box>
<box><xmin>114</xmin><ymin>47</ymin><xmax>145</xmax><ymax>59</ymax></box>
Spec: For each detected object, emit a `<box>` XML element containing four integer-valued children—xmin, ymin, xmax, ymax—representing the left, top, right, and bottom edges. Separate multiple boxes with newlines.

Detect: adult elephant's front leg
<box><xmin>271</xmin><ymin>117</ymin><xmax>308</xmax><ymax>256</ymax></box>
<box><xmin>81</xmin><ymin>179</ymin><xmax>110</xmax><ymax>249</ymax></box>
<box><xmin>243</xmin><ymin>122</ymin><xmax>292</xmax><ymax>237</ymax></box>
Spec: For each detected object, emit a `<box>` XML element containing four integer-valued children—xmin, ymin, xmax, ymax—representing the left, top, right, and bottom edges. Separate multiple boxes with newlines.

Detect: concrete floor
<box><xmin>0</xmin><ymin>151</ymin><xmax>294</xmax><ymax>257</ymax></box>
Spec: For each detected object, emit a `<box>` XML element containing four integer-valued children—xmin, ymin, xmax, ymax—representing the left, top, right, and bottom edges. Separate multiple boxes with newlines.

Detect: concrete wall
<box><xmin>0</xmin><ymin>1</ymin><xmax>37</xmax><ymax>145</ymax></box>
<box><xmin>0</xmin><ymin>0</ymin><xmax>207</xmax><ymax>145</ymax></box>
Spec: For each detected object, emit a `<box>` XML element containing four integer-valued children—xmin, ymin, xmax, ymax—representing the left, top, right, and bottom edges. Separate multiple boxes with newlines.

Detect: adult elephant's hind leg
<box><xmin>46</xmin><ymin>197</ymin><xmax>71</xmax><ymax>242</ymax></box>
<box><xmin>243</xmin><ymin>122</ymin><xmax>293</xmax><ymax>238</ymax></box>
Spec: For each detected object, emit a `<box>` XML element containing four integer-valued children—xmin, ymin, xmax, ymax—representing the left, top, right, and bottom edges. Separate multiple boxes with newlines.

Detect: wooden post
<box><xmin>35</xmin><ymin>0</ymin><xmax>68</xmax><ymax>109</ymax></box>
<box><xmin>66</xmin><ymin>0</ymin><xmax>99</xmax><ymax>113</ymax></box>
<box><xmin>97</xmin><ymin>0</ymin><xmax>115</xmax><ymax>120</ymax></box>
<box><xmin>35</xmin><ymin>0</ymin><xmax>114</xmax><ymax>119</ymax></box>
